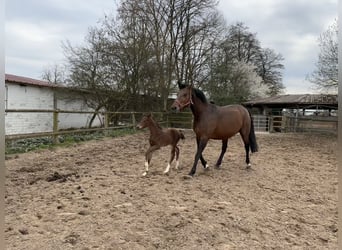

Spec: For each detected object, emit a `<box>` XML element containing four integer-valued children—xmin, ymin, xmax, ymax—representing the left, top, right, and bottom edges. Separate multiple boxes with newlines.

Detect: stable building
<box><xmin>243</xmin><ymin>94</ymin><xmax>338</xmax><ymax>133</ymax></box>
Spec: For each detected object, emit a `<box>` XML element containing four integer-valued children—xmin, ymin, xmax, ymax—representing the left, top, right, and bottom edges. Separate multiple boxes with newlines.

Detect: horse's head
<box><xmin>137</xmin><ymin>113</ymin><xmax>152</xmax><ymax>129</ymax></box>
<box><xmin>171</xmin><ymin>81</ymin><xmax>193</xmax><ymax>112</ymax></box>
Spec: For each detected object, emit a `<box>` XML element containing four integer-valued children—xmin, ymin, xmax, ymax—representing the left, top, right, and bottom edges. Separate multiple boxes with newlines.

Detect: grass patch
<box><xmin>5</xmin><ymin>128</ymin><xmax>138</xmax><ymax>155</ymax></box>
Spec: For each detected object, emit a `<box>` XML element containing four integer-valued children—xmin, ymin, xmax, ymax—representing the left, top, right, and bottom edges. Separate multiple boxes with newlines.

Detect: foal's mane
<box><xmin>146</xmin><ymin>114</ymin><xmax>162</xmax><ymax>130</ymax></box>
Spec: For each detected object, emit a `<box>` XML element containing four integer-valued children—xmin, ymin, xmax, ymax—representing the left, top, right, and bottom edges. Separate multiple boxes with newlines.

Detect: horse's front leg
<box><xmin>215</xmin><ymin>139</ymin><xmax>228</xmax><ymax>168</ymax></box>
<box><xmin>196</xmin><ymin>137</ymin><xmax>208</xmax><ymax>168</ymax></box>
<box><xmin>143</xmin><ymin>145</ymin><xmax>160</xmax><ymax>176</ymax></box>
<box><xmin>189</xmin><ymin>138</ymin><xmax>208</xmax><ymax>176</ymax></box>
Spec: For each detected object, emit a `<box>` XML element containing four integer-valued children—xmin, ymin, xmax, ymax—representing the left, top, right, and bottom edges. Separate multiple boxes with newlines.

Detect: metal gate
<box><xmin>252</xmin><ymin>115</ymin><xmax>269</xmax><ymax>132</ymax></box>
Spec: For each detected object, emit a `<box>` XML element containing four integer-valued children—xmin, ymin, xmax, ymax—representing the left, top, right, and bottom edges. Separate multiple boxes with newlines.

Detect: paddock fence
<box><xmin>5</xmin><ymin>109</ymin><xmax>338</xmax><ymax>143</ymax></box>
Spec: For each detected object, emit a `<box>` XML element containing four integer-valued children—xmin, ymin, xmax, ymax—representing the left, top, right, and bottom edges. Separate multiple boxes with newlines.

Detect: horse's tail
<box><xmin>179</xmin><ymin>130</ymin><xmax>185</xmax><ymax>140</ymax></box>
<box><xmin>248</xmin><ymin>111</ymin><xmax>258</xmax><ymax>153</ymax></box>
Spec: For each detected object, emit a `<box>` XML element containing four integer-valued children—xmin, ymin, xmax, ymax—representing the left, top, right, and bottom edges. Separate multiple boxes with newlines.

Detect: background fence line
<box><xmin>5</xmin><ymin>109</ymin><xmax>337</xmax><ymax>142</ymax></box>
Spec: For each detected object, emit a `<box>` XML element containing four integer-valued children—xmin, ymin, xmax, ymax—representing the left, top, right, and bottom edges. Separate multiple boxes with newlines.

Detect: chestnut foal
<box><xmin>137</xmin><ymin>113</ymin><xmax>185</xmax><ymax>176</ymax></box>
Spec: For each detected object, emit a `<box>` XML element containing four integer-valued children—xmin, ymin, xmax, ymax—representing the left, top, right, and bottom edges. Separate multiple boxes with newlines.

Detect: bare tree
<box><xmin>256</xmin><ymin>48</ymin><xmax>285</xmax><ymax>96</ymax></box>
<box><xmin>41</xmin><ymin>63</ymin><xmax>66</xmax><ymax>85</ymax></box>
<box><xmin>307</xmin><ymin>19</ymin><xmax>338</xmax><ymax>93</ymax></box>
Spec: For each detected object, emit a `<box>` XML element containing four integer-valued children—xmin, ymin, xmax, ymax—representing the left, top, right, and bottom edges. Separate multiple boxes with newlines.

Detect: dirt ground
<box><xmin>5</xmin><ymin>130</ymin><xmax>337</xmax><ymax>250</ymax></box>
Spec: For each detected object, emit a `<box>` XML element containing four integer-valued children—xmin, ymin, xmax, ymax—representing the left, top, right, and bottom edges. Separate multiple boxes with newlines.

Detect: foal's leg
<box><xmin>164</xmin><ymin>146</ymin><xmax>176</xmax><ymax>174</ymax></box>
<box><xmin>196</xmin><ymin>137</ymin><xmax>208</xmax><ymax>168</ymax></box>
<box><xmin>189</xmin><ymin>138</ymin><xmax>208</xmax><ymax>176</ymax></box>
<box><xmin>215</xmin><ymin>139</ymin><xmax>228</xmax><ymax>168</ymax></box>
<box><xmin>143</xmin><ymin>145</ymin><xmax>160</xmax><ymax>176</ymax></box>
<box><xmin>174</xmin><ymin>146</ymin><xmax>180</xmax><ymax>170</ymax></box>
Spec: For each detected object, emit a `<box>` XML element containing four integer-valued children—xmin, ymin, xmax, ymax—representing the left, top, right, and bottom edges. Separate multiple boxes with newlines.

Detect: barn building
<box><xmin>5</xmin><ymin>74</ymin><xmax>103</xmax><ymax>136</ymax></box>
<box><xmin>243</xmin><ymin>94</ymin><xmax>338</xmax><ymax>133</ymax></box>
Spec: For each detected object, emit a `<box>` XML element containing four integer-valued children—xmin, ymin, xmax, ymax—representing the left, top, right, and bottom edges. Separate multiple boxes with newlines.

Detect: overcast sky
<box><xmin>5</xmin><ymin>0</ymin><xmax>337</xmax><ymax>94</ymax></box>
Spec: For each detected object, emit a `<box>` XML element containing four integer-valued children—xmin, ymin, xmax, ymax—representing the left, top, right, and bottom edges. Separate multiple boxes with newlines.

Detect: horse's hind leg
<box><xmin>240</xmin><ymin>131</ymin><xmax>251</xmax><ymax>168</ymax></box>
<box><xmin>215</xmin><ymin>139</ymin><xmax>228</xmax><ymax>168</ymax></box>
<box><xmin>244</xmin><ymin>144</ymin><xmax>251</xmax><ymax>168</ymax></box>
<box><xmin>164</xmin><ymin>146</ymin><xmax>176</xmax><ymax>174</ymax></box>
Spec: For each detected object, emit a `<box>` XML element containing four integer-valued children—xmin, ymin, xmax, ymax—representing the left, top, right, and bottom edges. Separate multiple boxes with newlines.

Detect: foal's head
<box><xmin>137</xmin><ymin>113</ymin><xmax>154</xmax><ymax>129</ymax></box>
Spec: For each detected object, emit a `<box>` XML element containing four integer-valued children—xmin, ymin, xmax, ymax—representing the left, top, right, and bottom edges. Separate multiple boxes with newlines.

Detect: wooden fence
<box><xmin>5</xmin><ymin>109</ymin><xmax>338</xmax><ymax>143</ymax></box>
<box><xmin>4</xmin><ymin>109</ymin><xmax>194</xmax><ymax>143</ymax></box>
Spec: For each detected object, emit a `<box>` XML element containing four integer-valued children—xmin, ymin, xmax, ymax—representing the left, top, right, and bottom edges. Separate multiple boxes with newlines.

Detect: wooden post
<box><xmin>53</xmin><ymin>109</ymin><xmax>59</xmax><ymax>144</ymax></box>
<box><xmin>269</xmin><ymin>116</ymin><xmax>274</xmax><ymax>132</ymax></box>
<box><xmin>104</xmin><ymin>112</ymin><xmax>109</xmax><ymax>136</ymax></box>
<box><xmin>131</xmin><ymin>112</ymin><xmax>136</xmax><ymax>130</ymax></box>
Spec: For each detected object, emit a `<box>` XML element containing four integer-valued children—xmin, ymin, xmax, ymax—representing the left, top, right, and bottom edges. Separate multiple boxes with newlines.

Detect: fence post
<box><xmin>131</xmin><ymin>112</ymin><xmax>136</xmax><ymax>130</ymax></box>
<box><xmin>53</xmin><ymin>109</ymin><xmax>59</xmax><ymax>144</ymax></box>
<box><xmin>269</xmin><ymin>116</ymin><xmax>274</xmax><ymax>132</ymax></box>
<box><xmin>104</xmin><ymin>112</ymin><xmax>109</xmax><ymax>136</ymax></box>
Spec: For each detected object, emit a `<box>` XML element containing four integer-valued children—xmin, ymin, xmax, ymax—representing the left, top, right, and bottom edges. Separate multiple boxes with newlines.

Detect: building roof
<box><xmin>5</xmin><ymin>73</ymin><xmax>61</xmax><ymax>88</ymax></box>
<box><xmin>244</xmin><ymin>94</ymin><xmax>338</xmax><ymax>109</ymax></box>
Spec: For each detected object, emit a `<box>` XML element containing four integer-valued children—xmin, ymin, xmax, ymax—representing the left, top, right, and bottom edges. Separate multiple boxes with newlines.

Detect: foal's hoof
<box><xmin>142</xmin><ymin>172</ymin><xmax>148</xmax><ymax>176</ymax></box>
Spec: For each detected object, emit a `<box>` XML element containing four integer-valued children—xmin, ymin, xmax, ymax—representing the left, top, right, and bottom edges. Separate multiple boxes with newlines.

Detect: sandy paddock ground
<box><xmin>5</xmin><ymin>130</ymin><xmax>337</xmax><ymax>249</ymax></box>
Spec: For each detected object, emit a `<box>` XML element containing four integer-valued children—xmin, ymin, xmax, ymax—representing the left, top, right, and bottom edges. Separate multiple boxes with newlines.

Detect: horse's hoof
<box><xmin>246</xmin><ymin>163</ymin><xmax>251</xmax><ymax>169</ymax></box>
<box><xmin>163</xmin><ymin>171</ymin><xmax>169</xmax><ymax>175</ymax></box>
<box><xmin>142</xmin><ymin>172</ymin><xmax>147</xmax><ymax>176</ymax></box>
<box><xmin>183</xmin><ymin>175</ymin><xmax>193</xmax><ymax>180</ymax></box>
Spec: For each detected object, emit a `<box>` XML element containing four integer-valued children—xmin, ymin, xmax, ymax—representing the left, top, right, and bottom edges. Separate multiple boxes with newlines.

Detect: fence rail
<box><xmin>5</xmin><ymin>108</ymin><xmax>338</xmax><ymax>142</ymax></box>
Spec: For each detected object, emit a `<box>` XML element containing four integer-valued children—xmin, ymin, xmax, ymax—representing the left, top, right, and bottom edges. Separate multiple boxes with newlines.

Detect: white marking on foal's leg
<box><xmin>247</xmin><ymin>163</ymin><xmax>251</xmax><ymax>168</ymax></box>
<box><xmin>164</xmin><ymin>163</ymin><xmax>171</xmax><ymax>174</ymax></box>
<box><xmin>175</xmin><ymin>160</ymin><xmax>179</xmax><ymax>170</ymax></box>
<box><xmin>142</xmin><ymin>161</ymin><xmax>149</xmax><ymax>176</ymax></box>
<box><xmin>204</xmin><ymin>164</ymin><xmax>209</xmax><ymax>169</ymax></box>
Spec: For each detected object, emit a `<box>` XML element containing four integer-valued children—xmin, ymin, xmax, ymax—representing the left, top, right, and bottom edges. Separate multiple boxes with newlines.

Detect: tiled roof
<box><xmin>244</xmin><ymin>94</ymin><xmax>338</xmax><ymax>106</ymax></box>
<box><xmin>5</xmin><ymin>74</ymin><xmax>60</xmax><ymax>88</ymax></box>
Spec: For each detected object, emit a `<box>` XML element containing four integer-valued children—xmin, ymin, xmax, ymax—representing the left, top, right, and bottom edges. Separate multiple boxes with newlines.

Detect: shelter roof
<box><xmin>243</xmin><ymin>94</ymin><xmax>338</xmax><ymax>109</ymax></box>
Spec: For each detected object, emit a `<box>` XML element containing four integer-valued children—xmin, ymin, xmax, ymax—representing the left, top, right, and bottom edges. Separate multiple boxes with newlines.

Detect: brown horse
<box><xmin>171</xmin><ymin>82</ymin><xmax>258</xmax><ymax>177</ymax></box>
<box><xmin>137</xmin><ymin>113</ymin><xmax>185</xmax><ymax>176</ymax></box>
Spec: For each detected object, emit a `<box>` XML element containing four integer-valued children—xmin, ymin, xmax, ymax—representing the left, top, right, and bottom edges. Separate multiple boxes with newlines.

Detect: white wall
<box><xmin>5</xmin><ymin>84</ymin><xmax>54</xmax><ymax>135</ymax></box>
<box><xmin>5</xmin><ymin>83</ymin><xmax>102</xmax><ymax>135</ymax></box>
<box><xmin>57</xmin><ymin>91</ymin><xmax>103</xmax><ymax>130</ymax></box>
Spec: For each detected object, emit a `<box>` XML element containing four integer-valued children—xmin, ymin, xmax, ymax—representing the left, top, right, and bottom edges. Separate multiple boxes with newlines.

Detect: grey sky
<box><xmin>5</xmin><ymin>0</ymin><xmax>338</xmax><ymax>94</ymax></box>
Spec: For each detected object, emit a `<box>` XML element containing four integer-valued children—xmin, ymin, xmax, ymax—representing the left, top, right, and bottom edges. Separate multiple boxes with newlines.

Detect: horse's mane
<box><xmin>193</xmin><ymin>88</ymin><xmax>207</xmax><ymax>104</ymax></box>
<box><xmin>178</xmin><ymin>81</ymin><xmax>207</xmax><ymax>104</ymax></box>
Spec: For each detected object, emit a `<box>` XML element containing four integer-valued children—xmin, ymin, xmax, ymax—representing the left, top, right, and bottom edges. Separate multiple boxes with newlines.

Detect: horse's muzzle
<box><xmin>170</xmin><ymin>105</ymin><xmax>180</xmax><ymax>113</ymax></box>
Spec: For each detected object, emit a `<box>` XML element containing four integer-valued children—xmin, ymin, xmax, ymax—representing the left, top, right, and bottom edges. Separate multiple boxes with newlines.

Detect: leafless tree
<box><xmin>307</xmin><ymin>20</ymin><xmax>338</xmax><ymax>93</ymax></box>
<box><xmin>41</xmin><ymin>63</ymin><xmax>66</xmax><ymax>85</ymax></box>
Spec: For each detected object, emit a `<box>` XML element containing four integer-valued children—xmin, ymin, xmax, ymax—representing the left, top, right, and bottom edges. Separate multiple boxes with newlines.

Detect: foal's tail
<box><xmin>179</xmin><ymin>130</ymin><xmax>185</xmax><ymax>140</ymax></box>
<box><xmin>248</xmin><ymin>111</ymin><xmax>258</xmax><ymax>153</ymax></box>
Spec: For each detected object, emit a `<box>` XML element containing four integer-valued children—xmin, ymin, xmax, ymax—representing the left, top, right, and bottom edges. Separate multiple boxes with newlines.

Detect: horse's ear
<box><xmin>147</xmin><ymin>112</ymin><xmax>152</xmax><ymax>117</ymax></box>
<box><xmin>178</xmin><ymin>80</ymin><xmax>187</xmax><ymax>89</ymax></box>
